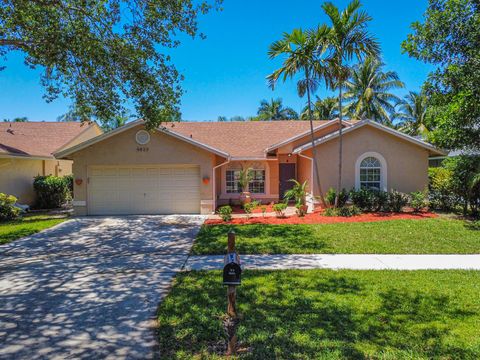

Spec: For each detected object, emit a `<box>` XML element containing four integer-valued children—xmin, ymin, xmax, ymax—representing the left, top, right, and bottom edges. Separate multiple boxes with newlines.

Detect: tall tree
<box><xmin>267</xmin><ymin>27</ymin><xmax>331</xmax><ymax>207</ymax></box>
<box><xmin>257</xmin><ymin>98</ymin><xmax>298</xmax><ymax>120</ymax></box>
<box><xmin>300</xmin><ymin>96</ymin><xmax>338</xmax><ymax>120</ymax></box>
<box><xmin>320</xmin><ymin>0</ymin><xmax>380</xmax><ymax>206</ymax></box>
<box><xmin>402</xmin><ymin>0</ymin><xmax>480</xmax><ymax>151</ymax></box>
<box><xmin>395</xmin><ymin>91</ymin><xmax>431</xmax><ymax>137</ymax></box>
<box><xmin>0</xmin><ymin>1</ymin><xmax>220</xmax><ymax>129</ymax></box>
<box><xmin>343</xmin><ymin>56</ymin><xmax>404</xmax><ymax>125</ymax></box>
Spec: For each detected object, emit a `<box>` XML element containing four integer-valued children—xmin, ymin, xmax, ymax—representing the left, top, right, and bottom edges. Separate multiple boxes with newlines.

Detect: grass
<box><xmin>192</xmin><ymin>218</ymin><xmax>480</xmax><ymax>255</ymax></box>
<box><xmin>0</xmin><ymin>214</ymin><xmax>68</xmax><ymax>245</ymax></box>
<box><xmin>157</xmin><ymin>270</ymin><xmax>480</xmax><ymax>359</ymax></box>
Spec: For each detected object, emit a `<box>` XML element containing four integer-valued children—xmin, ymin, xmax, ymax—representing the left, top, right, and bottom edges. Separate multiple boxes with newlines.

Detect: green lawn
<box><xmin>157</xmin><ymin>270</ymin><xmax>480</xmax><ymax>359</ymax></box>
<box><xmin>0</xmin><ymin>214</ymin><xmax>68</xmax><ymax>245</ymax></box>
<box><xmin>192</xmin><ymin>218</ymin><xmax>480</xmax><ymax>255</ymax></box>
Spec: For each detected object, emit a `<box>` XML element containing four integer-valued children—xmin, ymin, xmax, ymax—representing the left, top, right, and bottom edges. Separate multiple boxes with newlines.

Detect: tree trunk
<box><xmin>306</xmin><ymin>69</ymin><xmax>326</xmax><ymax>208</ymax></box>
<box><xmin>335</xmin><ymin>81</ymin><xmax>343</xmax><ymax>208</ymax></box>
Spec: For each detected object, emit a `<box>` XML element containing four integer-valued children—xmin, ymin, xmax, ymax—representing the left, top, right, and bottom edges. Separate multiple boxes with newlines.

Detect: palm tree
<box><xmin>267</xmin><ymin>27</ymin><xmax>331</xmax><ymax>207</ymax></box>
<box><xmin>300</xmin><ymin>96</ymin><xmax>338</xmax><ymax>120</ymax></box>
<box><xmin>320</xmin><ymin>0</ymin><xmax>380</xmax><ymax>207</ymax></box>
<box><xmin>395</xmin><ymin>91</ymin><xmax>430</xmax><ymax>137</ymax></box>
<box><xmin>257</xmin><ymin>98</ymin><xmax>298</xmax><ymax>120</ymax></box>
<box><xmin>343</xmin><ymin>57</ymin><xmax>404</xmax><ymax>125</ymax></box>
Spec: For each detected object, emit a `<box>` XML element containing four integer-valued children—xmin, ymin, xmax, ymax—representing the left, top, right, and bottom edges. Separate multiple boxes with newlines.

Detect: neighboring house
<box><xmin>429</xmin><ymin>149</ymin><xmax>480</xmax><ymax>167</ymax></box>
<box><xmin>55</xmin><ymin>119</ymin><xmax>445</xmax><ymax>215</ymax></box>
<box><xmin>0</xmin><ymin>122</ymin><xmax>103</xmax><ymax>205</ymax></box>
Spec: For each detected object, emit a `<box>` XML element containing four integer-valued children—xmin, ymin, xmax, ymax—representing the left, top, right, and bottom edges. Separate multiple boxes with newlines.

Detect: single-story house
<box><xmin>0</xmin><ymin>121</ymin><xmax>102</xmax><ymax>205</ymax></box>
<box><xmin>55</xmin><ymin>119</ymin><xmax>445</xmax><ymax>215</ymax></box>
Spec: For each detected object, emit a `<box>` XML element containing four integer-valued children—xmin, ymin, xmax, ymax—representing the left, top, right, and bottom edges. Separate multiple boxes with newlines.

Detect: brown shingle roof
<box><xmin>163</xmin><ymin>120</ymin><xmax>331</xmax><ymax>158</ymax></box>
<box><xmin>0</xmin><ymin>122</ymin><xmax>92</xmax><ymax>158</ymax></box>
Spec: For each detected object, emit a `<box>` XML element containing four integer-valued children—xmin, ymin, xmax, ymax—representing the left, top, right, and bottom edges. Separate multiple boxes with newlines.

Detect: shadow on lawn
<box><xmin>194</xmin><ymin>224</ymin><xmax>321</xmax><ymax>254</ymax></box>
<box><xmin>157</xmin><ymin>271</ymin><xmax>479</xmax><ymax>359</ymax></box>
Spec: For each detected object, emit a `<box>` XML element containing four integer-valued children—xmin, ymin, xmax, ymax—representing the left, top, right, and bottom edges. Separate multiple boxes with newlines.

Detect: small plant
<box><xmin>326</xmin><ymin>187</ymin><xmax>349</xmax><ymax>207</ymax></box>
<box><xmin>387</xmin><ymin>190</ymin><xmax>409</xmax><ymax>212</ymax></box>
<box><xmin>243</xmin><ymin>202</ymin><xmax>256</xmax><ymax>219</ymax></box>
<box><xmin>261</xmin><ymin>205</ymin><xmax>267</xmax><ymax>217</ymax></box>
<box><xmin>410</xmin><ymin>190</ymin><xmax>428</xmax><ymax>212</ymax></box>
<box><xmin>0</xmin><ymin>193</ymin><xmax>21</xmax><ymax>222</ymax></box>
<box><xmin>273</xmin><ymin>202</ymin><xmax>288</xmax><ymax>218</ymax></box>
<box><xmin>284</xmin><ymin>180</ymin><xmax>308</xmax><ymax>206</ymax></box>
<box><xmin>217</xmin><ymin>205</ymin><xmax>232</xmax><ymax>222</ymax></box>
<box><xmin>249</xmin><ymin>200</ymin><xmax>261</xmax><ymax>209</ymax></box>
<box><xmin>323</xmin><ymin>205</ymin><xmax>361</xmax><ymax>217</ymax></box>
<box><xmin>295</xmin><ymin>203</ymin><xmax>307</xmax><ymax>217</ymax></box>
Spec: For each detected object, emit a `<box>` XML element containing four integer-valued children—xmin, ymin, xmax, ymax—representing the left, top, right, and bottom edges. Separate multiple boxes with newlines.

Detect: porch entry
<box><xmin>279</xmin><ymin>163</ymin><xmax>296</xmax><ymax>200</ymax></box>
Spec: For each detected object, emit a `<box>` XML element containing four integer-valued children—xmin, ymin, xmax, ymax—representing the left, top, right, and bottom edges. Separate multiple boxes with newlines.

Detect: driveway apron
<box><xmin>0</xmin><ymin>215</ymin><xmax>204</xmax><ymax>360</ymax></box>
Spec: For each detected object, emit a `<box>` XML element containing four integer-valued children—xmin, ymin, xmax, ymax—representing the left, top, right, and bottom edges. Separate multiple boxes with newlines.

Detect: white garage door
<box><xmin>88</xmin><ymin>165</ymin><xmax>201</xmax><ymax>215</ymax></box>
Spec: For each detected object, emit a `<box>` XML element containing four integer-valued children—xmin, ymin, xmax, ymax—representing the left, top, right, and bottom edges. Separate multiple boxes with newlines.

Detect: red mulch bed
<box><xmin>205</xmin><ymin>210</ymin><xmax>437</xmax><ymax>226</ymax></box>
<box><xmin>227</xmin><ymin>204</ymin><xmax>275</xmax><ymax>214</ymax></box>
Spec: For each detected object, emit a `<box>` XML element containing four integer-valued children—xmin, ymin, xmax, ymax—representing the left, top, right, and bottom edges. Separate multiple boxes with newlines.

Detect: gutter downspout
<box><xmin>212</xmin><ymin>157</ymin><xmax>231</xmax><ymax>214</ymax></box>
<box><xmin>298</xmin><ymin>152</ymin><xmax>315</xmax><ymax>213</ymax></box>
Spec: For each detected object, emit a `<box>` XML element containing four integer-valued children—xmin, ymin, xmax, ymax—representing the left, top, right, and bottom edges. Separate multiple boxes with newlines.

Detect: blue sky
<box><xmin>0</xmin><ymin>0</ymin><xmax>433</xmax><ymax>122</ymax></box>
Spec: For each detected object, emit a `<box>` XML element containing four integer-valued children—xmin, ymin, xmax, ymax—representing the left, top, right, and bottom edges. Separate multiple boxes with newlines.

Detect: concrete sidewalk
<box><xmin>185</xmin><ymin>254</ymin><xmax>480</xmax><ymax>271</ymax></box>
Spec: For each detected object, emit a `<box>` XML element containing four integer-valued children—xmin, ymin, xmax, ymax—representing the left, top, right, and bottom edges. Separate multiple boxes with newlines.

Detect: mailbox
<box><xmin>223</xmin><ymin>252</ymin><xmax>241</xmax><ymax>285</ymax></box>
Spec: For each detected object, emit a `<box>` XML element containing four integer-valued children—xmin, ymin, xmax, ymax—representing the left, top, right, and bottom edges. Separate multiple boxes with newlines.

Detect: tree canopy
<box><xmin>402</xmin><ymin>0</ymin><xmax>480</xmax><ymax>150</ymax></box>
<box><xmin>0</xmin><ymin>0</ymin><xmax>220</xmax><ymax>129</ymax></box>
<box><xmin>257</xmin><ymin>98</ymin><xmax>298</xmax><ymax>120</ymax></box>
<box><xmin>343</xmin><ymin>56</ymin><xmax>404</xmax><ymax>124</ymax></box>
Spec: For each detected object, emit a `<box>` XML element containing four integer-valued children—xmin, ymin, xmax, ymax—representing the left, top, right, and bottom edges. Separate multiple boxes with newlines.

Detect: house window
<box><xmin>226</xmin><ymin>170</ymin><xmax>241</xmax><ymax>193</ymax></box>
<box><xmin>359</xmin><ymin>157</ymin><xmax>382</xmax><ymax>190</ymax></box>
<box><xmin>249</xmin><ymin>170</ymin><xmax>265</xmax><ymax>194</ymax></box>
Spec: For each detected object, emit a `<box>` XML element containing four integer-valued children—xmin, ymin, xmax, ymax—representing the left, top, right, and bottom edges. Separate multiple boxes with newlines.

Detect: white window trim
<box><xmin>248</xmin><ymin>168</ymin><xmax>266</xmax><ymax>194</ymax></box>
<box><xmin>221</xmin><ymin>165</ymin><xmax>270</xmax><ymax>198</ymax></box>
<box><xmin>355</xmin><ymin>152</ymin><xmax>387</xmax><ymax>191</ymax></box>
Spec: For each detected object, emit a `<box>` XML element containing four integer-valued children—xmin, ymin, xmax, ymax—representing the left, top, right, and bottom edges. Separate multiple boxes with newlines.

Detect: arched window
<box><xmin>355</xmin><ymin>152</ymin><xmax>387</xmax><ymax>191</ymax></box>
<box><xmin>359</xmin><ymin>157</ymin><xmax>381</xmax><ymax>190</ymax></box>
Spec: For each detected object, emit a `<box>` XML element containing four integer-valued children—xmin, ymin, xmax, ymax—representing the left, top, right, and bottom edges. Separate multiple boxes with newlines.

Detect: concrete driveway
<box><xmin>0</xmin><ymin>215</ymin><xmax>205</xmax><ymax>360</ymax></box>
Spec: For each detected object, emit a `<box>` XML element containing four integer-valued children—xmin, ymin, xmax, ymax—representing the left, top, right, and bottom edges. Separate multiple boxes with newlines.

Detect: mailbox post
<box><xmin>223</xmin><ymin>230</ymin><xmax>241</xmax><ymax>355</ymax></box>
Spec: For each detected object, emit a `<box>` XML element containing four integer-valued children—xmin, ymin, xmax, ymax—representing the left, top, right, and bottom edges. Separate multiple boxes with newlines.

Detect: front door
<box><xmin>279</xmin><ymin>163</ymin><xmax>296</xmax><ymax>200</ymax></box>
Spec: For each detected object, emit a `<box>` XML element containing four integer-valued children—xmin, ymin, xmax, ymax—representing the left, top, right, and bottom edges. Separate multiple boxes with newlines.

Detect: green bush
<box><xmin>0</xmin><ymin>193</ymin><xmax>21</xmax><ymax>222</ymax></box>
<box><xmin>217</xmin><ymin>205</ymin><xmax>232</xmax><ymax>222</ymax></box>
<box><xmin>33</xmin><ymin>175</ymin><xmax>72</xmax><ymax>209</ymax></box>
<box><xmin>410</xmin><ymin>191</ymin><xmax>428</xmax><ymax>212</ymax></box>
<box><xmin>273</xmin><ymin>202</ymin><xmax>288</xmax><ymax>218</ymax></box>
<box><xmin>350</xmin><ymin>188</ymin><xmax>387</xmax><ymax>212</ymax></box>
<box><xmin>326</xmin><ymin>187</ymin><xmax>349</xmax><ymax>207</ymax></box>
<box><xmin>324</xmin><ymin>205</ymin><xmax>361</xmax><ymax>217</ymax></box>
<box><xmin>386</xmin><ymin>190</ymin><xmax>409</xmax><ymax>212</ymax></box>
<box><xmin>295</xmin><ymin>203</ymin><xmax>307</xmax><ymax>217</ymax></box>
<box><xmin>428</xmin><ymin>167</ymin><xmax>457</xmax><ymax>211</ymax></box>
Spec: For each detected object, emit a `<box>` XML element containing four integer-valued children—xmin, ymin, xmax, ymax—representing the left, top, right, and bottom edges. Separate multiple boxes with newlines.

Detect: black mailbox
<box><xmin>223</xmin><ymin>252</ymin><xmax>241</xmax><ymax>285</ymax></box>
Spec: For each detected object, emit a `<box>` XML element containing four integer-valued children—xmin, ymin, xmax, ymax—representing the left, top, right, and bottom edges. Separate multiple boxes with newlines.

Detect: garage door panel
<box><xmin>88</xmin><ymin>165</ymin><xmax>200</xmax><ymax>215</ymax></box>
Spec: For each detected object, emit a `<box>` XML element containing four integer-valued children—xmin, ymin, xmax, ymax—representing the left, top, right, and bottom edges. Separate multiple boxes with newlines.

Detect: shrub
<box><xmin>410</xmin><ymin>191</ymin><xmax>428</xmax><ymax>212</ymax></box>
<box><xmin>350</xmin><ymin>188</ymin><xmax>387</xmax><ymax>212</ymax></box>
<box><xmin>386</xmin><ymin>190</ymin><xmax>409</xmax><ymax>212</ymax></box>
<box><xmin>0</xmin><ymin>193</ymin><xmax>21</xmax><ymax>222</ymax></box>
<box><xmin>324</xmin><ymin>205</ymin><xmax>361</xmax><ymax>217</ymax></box>
<box><xmin>428</xmin><ymin>167</ymin><xmax>457</xmax><ymax>211</ymax></box>
<box><xmin>295</xmin><ymin>203</ymin><xmax>307</xmax><ymax>217</ymax></box>
<box><xmin>272</xmin><ymin>203</ymin><xmax>287</xmax><ymax>218</ymax></box>
<box><xmin>217</xmin><ymin>205</ymin><xmax>232</xmax><ymax>222</ymax></box>
<box><xmin>243</xmin><ymin>202</ymin><xmax>257</xmax><ymax>218</ymax></box>
<box><xmin>33</xmin><ymin>175</ymin><xmax>72</xmax><ymax>209</ymax></box>
<box><xmin>261</xmin><ymin>206</ymin><xmax>267</xmax><ymax>217</ymax></box>
<box><xmin>326</xmin><ymin>187</ymin><xmax>349</xmax><ymax>207</ymax></box>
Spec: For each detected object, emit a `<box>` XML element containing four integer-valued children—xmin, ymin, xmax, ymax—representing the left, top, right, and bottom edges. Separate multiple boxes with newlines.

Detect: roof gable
<box><xmin>292</xmin><ymin>120</ymin><xmax>446</xmax><ymax>156</ymax></box>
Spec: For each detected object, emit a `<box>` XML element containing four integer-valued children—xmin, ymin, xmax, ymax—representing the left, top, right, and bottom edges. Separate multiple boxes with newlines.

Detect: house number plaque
<box><xmin>136</xmin><ymin>146</ymin><xmax>149</xmax><ymax>152</ymax></box>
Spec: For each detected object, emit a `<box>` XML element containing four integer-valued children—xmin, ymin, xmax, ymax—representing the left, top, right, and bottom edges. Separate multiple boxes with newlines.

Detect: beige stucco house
<box><xmin>0</xmin><ymin>121</ymin><xmax>102</xmax><ymax>205</ymax></box>
<box><xmin>55</xmin><ymin>119</ymin><xmax>445</xmax><ymax>216</ymax></box>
